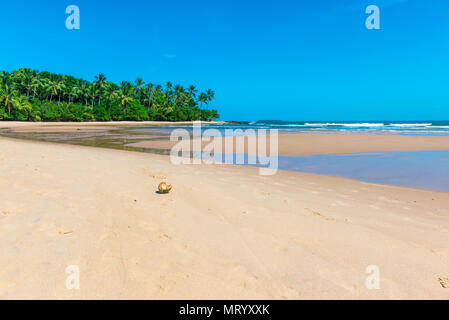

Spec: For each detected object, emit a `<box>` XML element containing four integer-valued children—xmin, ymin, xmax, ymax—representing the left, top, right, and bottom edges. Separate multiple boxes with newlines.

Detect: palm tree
<box><xmin>94</xmin><ymin>74</ymin><xmax>107</xmax><ymax>104</ymax></box>
<box><xmin>56</xmin><ymin>80</ymin><xmax>66</xmax><ymax>104</ymax></box>
<box><xmin>135</xmin><ymin>78</ymin><xmax>144</xmax><ymax>102</ymax></box>
<box><xmin>88</xmin><ymin>84</ymin><xmax>99</xmax><ymax>109</ymax></box>
<box><xmin>94</xmin><ymin>74</ymin><xmax>107</xmax><ymax>89</ymax></box>
<box><xmin>198</xmin><ymin>93</ymin><xmax>207</xmax><ymax>110</ymax></box>
<box><xmin>155</xmin><ymin>84</ymin><xmax>163</xmax><ymax>95</ymax></box>
<box><xmin>14</xmin><ymin>68</ymin><xmax>33</xmax><ymax>98</ymax></box>
<box><xmin>80</xmin><ymin>82</ymin><xmax>90</xmax><ymax>105</ymax></box>
<box><xmin>205</xmin><ymin>89</ymin><xmax>215</xmax><ymax>109</ymax></box>
<box><xmin>0</xmin><ymin>72</ymin><xmax>8</xmax><ymax>86</ymax></box>
<box><xmin>45</xmin><ymin>80</ymin><xmax>65</xmax><ymax>102</ymax></box>
<box><xmin>119</xmin><ymin>81</ymin><xmax>133</xmax><ymax>93</ymax></box>
<box><xmin>31</xmin><ymin>78</ymin><xmax>41</xmax><ymax>99</ymax></box>
<box><xmin>0</xmin><ymin>84</ymin><xmax>18</xmax><ymax>114</ymax></box>
<box><xmin>118</xmin><ymin>91</ymin><xmax>134</xmax><ymax>112</ymax></box>
<box><xmin>104</xmin><ymin>84</ymin><xmax>117</xmax><ymax>108</ymax></box>
<box><xmin>165</xmin><ymin>81</ymin><xmax>173</xmax><ymax>103</ymax></box>
<box><xmin>188</xmin><ymin>85</ymin><xmax>198</xmax><ymax>101</ymax></box>
<box><xmin>143</xmin><ymin>82</ymin><xmax>154</xmax><ymax>109</ymax></box>
<box><xmin>69</xmin><ymin>86</ymin><xmax>80</xmax><ymax>104</ymax></box>
<box><xmin>12</xmin><ymin>95</ymin><xmax>32</xmax><ymax>118</ymax></box>
<box><xmin>174</xmin><ymin>85</ymin><xmax>186</xmax><ymax>106</ymax></box>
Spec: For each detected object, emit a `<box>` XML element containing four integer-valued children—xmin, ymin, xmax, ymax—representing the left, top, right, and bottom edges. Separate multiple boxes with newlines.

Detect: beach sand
<box><xmin>1</xmin><ymin>132</ymin><xmax>449</xmax><ymax>299</ymax></box>
<box><xmin>0</xmin><ymin>121</ymin><xmax>225</xmax><ymax>133</ymax></box>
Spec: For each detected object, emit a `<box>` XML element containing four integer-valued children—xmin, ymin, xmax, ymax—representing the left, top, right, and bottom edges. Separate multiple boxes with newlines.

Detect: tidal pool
<box><xmin>274</xmin><ymin>150</ymin><xmax>449</xmax><ymax>192</ymax></box>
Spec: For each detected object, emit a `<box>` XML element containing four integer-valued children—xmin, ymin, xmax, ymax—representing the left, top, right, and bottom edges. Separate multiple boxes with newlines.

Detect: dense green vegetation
<box><xmin>0</xmin><ymin>68</ymin><xmax>219</xmax><ymax>122</ymax></box>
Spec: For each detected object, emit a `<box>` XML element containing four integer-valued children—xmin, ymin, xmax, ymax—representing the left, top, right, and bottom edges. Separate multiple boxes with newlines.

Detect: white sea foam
<box><xmin>272</xmin><ymin>124</ymin><xmax>308</xmax><ymax>127</ymax></box>
<box><xmin>388</xmin><ymin>123</ymin><xmax>432</xmax><ymax>127</ymax></box>
<box><xmin>304</xmin><ymin>123</ymin><xmax>385</xmax><ymax>127</ymax></box>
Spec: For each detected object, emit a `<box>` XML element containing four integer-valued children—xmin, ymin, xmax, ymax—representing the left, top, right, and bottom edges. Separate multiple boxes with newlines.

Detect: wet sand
<box><xmin>128</xmin><ymin>133</ymin><xmax>449</xmax><ymax>156</ymax></box>
<box><xmin>1</xmin><ymin>134</ymin><xmax>449</xmax><ymax>299</ymax></box>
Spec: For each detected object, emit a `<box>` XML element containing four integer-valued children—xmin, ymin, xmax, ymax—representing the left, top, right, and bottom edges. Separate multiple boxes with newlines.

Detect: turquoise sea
<box><xmin>136</xmin><ymin>120</ymin><xmax>449</xmax><ymax>136</ymax></box>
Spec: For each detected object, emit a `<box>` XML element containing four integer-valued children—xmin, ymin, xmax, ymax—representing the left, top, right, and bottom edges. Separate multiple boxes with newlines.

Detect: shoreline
<box><xmin>3</xmin><ymin>121</ymin><xmax>449</xmax><ymax>156</ymax></box>
<box><xmin>0</xmin><ymin>120</ymin><xmax>227</xmax><ymax>132</ymax></box>
<box><xmin>1</xmin><ymin>134</ymin><xmax>448</xmax><ymax>195</ymax></box>
<box><xmin>3</xmin><ymin>122</ymin><xmax>449</xmax><ymax>194</ymax></box>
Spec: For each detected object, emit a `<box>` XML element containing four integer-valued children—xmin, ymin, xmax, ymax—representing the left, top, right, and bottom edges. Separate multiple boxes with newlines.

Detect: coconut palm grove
<box><xmin>0</xmin><ymin>68</ymin><xmax>219</xmax><ymax>122</ymax></box>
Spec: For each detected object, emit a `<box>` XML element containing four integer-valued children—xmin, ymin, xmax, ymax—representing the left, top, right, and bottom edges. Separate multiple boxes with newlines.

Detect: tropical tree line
<box><xmin>0</xmin><ymin>68</ymin><xmax>219</xmax><ymax>122</ymax></box>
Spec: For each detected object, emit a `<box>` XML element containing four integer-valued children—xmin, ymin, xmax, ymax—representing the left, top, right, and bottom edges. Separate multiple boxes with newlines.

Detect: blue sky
<box><xmin>0</xmin><ymin>0</ymin><xmax>448</xmax><ymax>121</ymax></box>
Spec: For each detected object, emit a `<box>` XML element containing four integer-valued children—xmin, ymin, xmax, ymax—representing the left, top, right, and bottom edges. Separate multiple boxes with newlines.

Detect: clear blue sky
<box><xmin>1</xmin><ymin>0</ymin><xmax>448</xmax><ymax>121</ymax></box>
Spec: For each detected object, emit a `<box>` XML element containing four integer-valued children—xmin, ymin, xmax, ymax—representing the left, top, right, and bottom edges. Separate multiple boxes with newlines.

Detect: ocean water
<box><xmin>129</xmin><ymin>120</ymin><xmax>449</xmax><ymax>136</ymax></box>
<box><xmin>251</xmin><ymin>120</ymin><xmax>449</xmax><ymax>135</ymax></box>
